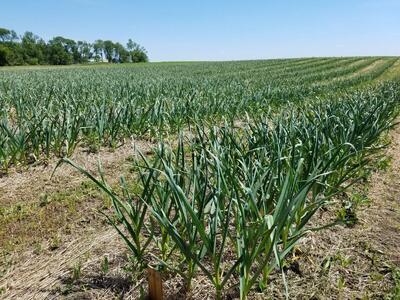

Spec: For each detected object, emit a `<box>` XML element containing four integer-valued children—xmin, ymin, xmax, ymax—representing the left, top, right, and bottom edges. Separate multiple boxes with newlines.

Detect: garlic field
<box><xmin>1</xmin><ymin>57</ymin><xmax>400</xmax><ymax>299</ymax></box>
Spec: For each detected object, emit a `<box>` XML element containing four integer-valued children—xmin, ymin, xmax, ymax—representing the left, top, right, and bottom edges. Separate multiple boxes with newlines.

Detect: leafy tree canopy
<box><xmin>0</xmin><ymin>27</ymin><xmax>148</xmax><ymax>66</ymax></box>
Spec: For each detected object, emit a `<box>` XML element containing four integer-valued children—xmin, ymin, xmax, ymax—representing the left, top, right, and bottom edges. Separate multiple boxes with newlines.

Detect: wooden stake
<box><xmin>147</xmin><ymin>267</ymin><xmax>163</xmax><ymax>300</ymax></box>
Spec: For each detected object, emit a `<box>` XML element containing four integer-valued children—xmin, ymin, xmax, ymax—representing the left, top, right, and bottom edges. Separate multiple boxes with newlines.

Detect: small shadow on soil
<box><xmin>54</xmin><ymin>273</ymin><xmax>132</xmax><ymax>298</ymax></box>
<box><xmin>78</xmin><ymin>274</ymin><xmax>132</xmax><ymax>292</ymax></box>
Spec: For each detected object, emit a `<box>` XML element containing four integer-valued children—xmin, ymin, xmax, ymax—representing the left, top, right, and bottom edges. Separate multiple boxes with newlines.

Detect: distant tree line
<box><xmin>0</xmin><ymin>27</ymin><xmax>148</xmax><ymax>66</ymax></box>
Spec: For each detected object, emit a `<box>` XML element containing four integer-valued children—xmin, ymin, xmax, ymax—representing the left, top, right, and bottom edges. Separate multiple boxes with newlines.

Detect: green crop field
<box><xmin>1</xmin><ymin>57</ymin><xmax>400</xmax><ymax>299</ymax></box>
<box><xmin>0</xmin><ymin>57</ymin><xmax>399</xmax><ymax>170</ymax></box>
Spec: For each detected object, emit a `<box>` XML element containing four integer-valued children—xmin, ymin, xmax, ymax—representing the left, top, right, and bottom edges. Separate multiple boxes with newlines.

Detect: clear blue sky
<box><xmin>1</xmin><ymin>0</ymin><xmax>399</xmax><ymax>61</ymax></box>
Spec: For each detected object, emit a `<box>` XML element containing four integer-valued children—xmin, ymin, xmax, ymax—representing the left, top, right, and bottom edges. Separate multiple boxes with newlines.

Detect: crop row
<box><xmin>62</xmin><ymin>82</ymin><xmax>400</xmax><ymax>299</ymax></box>
<box><xmin>0</xmin><ymin>58</ymin><xmax>396</xmax><ymax>170</ymax></box>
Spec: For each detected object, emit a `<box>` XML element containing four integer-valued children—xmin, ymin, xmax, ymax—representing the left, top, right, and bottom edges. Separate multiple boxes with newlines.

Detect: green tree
<box><xmin>0</xmin><ymin>28</ymin><xmax>149</xmax><ymax>66</ymax></box>
<box><xmin>21</xmin><ymin>32</ymin><xmax>44</xmax><ymax>65</ymax></box>
<box><xmin>0</xmin><ymin>44</ymin><xmax>11</xmax><ymax>65</ymax></box>
<box><xmin>131</xmin><ymin>49</ymin><xmax>148</xmax><ymax>62</ymax></box>
<box><xmin>76</xmin><ymin>41</ymin><xmax>92</xmax><ymax>63</ymax></box>
<box><xmin>126</xmin><ymin>38</ymin><xmax>137</xmax><ymax>51</ymax></box>
<box><xmin>47</xmin><ymin>36</ymin><xmax>75</xmax><ymax>65</ymax></box>
<box><xmin>0</xmin><ymin>28</ymin><xmax>18</xmax><ymax>42</ymax></box>
<box><xmin>127</xmin><ymin>39</ymin><xmax>148</xmax><ymax>63</ymax></box>
<box><xmin>0</xmin><ymin>43</ymin><xmax>24</xmax><ymax>66</ymax></box>
<box><xmin>103</xmin><ymin>40</ymin><xmax>115</xmax><ymax>63</ymax></box>
<box><xmin>47</xmin><ymin>43</ymin><xmax>72</xmax><ymax>65</ymax></box>
<box><xmin>114</xmin><ymin>42</ymin><xmax>130</xmax><ymax>63</ymax></box>
<box><xmin>93</xmin><ymin>39</ymin><xmax>104</xmax><ymax>62</ymax></box>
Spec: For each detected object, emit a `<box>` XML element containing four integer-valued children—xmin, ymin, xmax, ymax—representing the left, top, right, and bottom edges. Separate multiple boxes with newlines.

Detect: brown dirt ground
<box><xmin>0</xmin><ymin>121</ymin><xmax>399</xmax><ymax>299</ymax></box>
<box><xmin>0</xmin><ymin>138</ymin><xmax>154</xmax><ymax>207</ymax></box>
<box><xmin>0</xmin><ymin>138</ymin><xmax>154</xmax><ymax>298</ymax></box>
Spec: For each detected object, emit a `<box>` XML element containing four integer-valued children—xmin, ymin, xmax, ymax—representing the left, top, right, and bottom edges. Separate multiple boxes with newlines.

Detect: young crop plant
<box><xmin>1</xmin><ymin>57</ymin><xmax>396</xmax><ymax>171</ymax></box>
<box><xmin>56</xmin><ymin>80</ymin><xmax>400</xmax><ymax>299</ymax></box>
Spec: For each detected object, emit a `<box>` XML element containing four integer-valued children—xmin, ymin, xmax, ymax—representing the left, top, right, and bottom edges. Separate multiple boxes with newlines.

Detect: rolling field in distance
<box><xmin>1</xmin><ymin>57</ymin><xmax>400</xmax><ymax>299</ymax></box>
